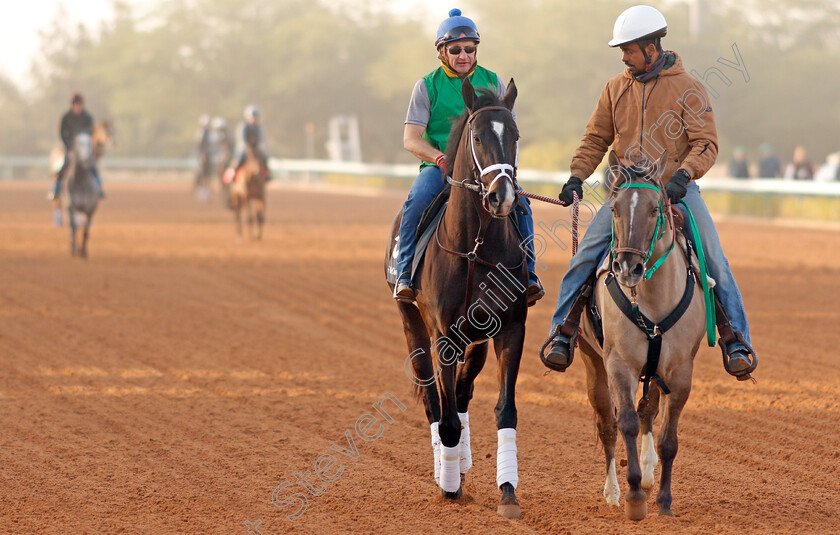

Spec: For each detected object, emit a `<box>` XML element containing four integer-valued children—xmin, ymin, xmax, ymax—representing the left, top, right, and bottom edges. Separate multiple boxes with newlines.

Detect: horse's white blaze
<box><xmin>604</xmin><ymin>458</ymin><xmax>621</xmax><ymax>506</ymax></box>
<box><xmin>491</xmin><ymin>120</ymin><xmax>505</xmax><ymax>148</ymax></box>
<box><xmin>496</xmin><ymin>179</ymin><xmax>515</xmax><ymax>214</ymax></box>
<box><xmin>627</xmin><ymin>191</ymin><xmax>639</xmax><ymax>244</ymax></box>
<box><xmin>496</xmin><ymin>428</ymin><xmax>519</xmax><ymax>489</ymax></box>
<box><xmin>439</xmin><ymin>445</ymin><xmax>461</xmax><ymax>492</ymax></box>
<box><xmin>458</xmin><ymin>412</ymin><xmax>472</xmax><ymax>474</ymax></box>
<box><xmin>640</xmin><ymin>431</ymin><xmax>658</xmax><ymax>489</ymax></box>
<box><xmin>431</xmin><ymin>422</ymin><xmax>441</xmax><ymax>485</ymax></box>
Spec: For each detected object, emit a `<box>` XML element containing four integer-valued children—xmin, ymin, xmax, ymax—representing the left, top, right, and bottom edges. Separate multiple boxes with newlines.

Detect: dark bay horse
<box><xmin>66</xmin><ymin>133</ymin><xmax>99</xmax><ymax>258</ymax></box>
<box><xmin>230</xmin><ymin>144</ymin><xmax>265</xmax><ymax>241</ymax></box>
<box><xmin>385</xmin><ymin>79</ymin><xmax>528</xmax><ymax>518</ymax></box>
<box><xmin>576</xmin><ymin>151</ymin><xmax>706</xmax><ymax>520</ymax></box>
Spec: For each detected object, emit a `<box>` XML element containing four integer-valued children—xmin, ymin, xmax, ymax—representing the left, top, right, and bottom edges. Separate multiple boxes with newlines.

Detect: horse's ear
<box><xmin>655</xmin><ymin>150</ymin><xmax>669</xmax><ymax>184</ymax></box>
<box><xmin>502</xmin><ymin>78</ymin><xmax>517</xmax><ymax>111</ymax></box>
<box><xmin>607</xmin><ymin>150</ymin><xmax>624</xmax><ymax>188</ymax></box>
<box><xmin>462</xmin><ymin>78</ymin><xmax>476</xmax><ymax>112</ymax></box>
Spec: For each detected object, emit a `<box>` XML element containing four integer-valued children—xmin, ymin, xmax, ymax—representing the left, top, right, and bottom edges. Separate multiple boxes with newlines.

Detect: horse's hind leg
<box><xmin>233</xmin><ymin>198</ymin><xmax>243</xmax><ymax>240</ymax></box>
<box><xmin>607</xmin><ymin>356</ymin><xmax>647</xmax><ymax>520</ymax></box>
<box><xmin>68</xmin><ymin>208</ymin><xmax>77</xmax><ymax>256</ymax></box>
<box><xmin>397</xmin><ymin>302</ymin><xmax>441</xmax><ymax>484</ymax></box>
<box><xmin>580</xmin><ymin>344</ymin><xmax>619</xmax><ymax>506</ymax></box>
<box><xmin>656</xmin><ymin>374</ymin><xmax>691</xmax><ymax>516</ymax></box>
<box><xmin>493</xmin><ymin>323</ymin><xmax>525</xmax><ymax>519</ymax></box>
<box><xmin>255</xmin><ymin>199</ymin><xmax>264</xmax><ymax>240</ymax></box>
<box><xmin>454</xmin><ymin>341</ymin><xmax>489</xmax><ymax>479</ymax></box>
<box><xmin>638</xmin><ymin>386</ymin><xmax>661</xmax><ymax>492</ymax></box>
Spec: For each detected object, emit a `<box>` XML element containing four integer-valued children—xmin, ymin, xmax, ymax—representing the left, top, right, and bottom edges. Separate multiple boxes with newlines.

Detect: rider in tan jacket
<box><xmin>542</xmin><ymin>5</ymin><xmax>756</xmax><ymax>379</ymax></box>
<box><xmin>569</xmin><ymin>52</ymin><xmax>718</xmax><ymax>185</ymax></box>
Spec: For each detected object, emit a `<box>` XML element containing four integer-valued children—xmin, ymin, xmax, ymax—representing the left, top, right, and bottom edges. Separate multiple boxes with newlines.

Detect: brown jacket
<box><xmin>570</xmin><ymin>52</ymin><xmax>718</xmax><ymax>184</ymax></box>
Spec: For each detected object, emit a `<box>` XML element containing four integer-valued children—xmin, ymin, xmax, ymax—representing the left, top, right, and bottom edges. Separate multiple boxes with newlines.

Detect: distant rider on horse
<box><xmin>224</xmin><ymin>105</ymin><xmax>270</xmax><ymax>183</ymax></box>
<box><xmin>50</xmin><ymin>92</ymin><xmax>104</xmax><ymax>200</ymax></box>
<box><xmin>540</xmin><ymin>5</ymin><xmax>757</xmax><ymax>379</ymax></box>
<box><xmin>394</xmin><ymin>8</ymin><xmax>544</xmax><ymax>305</ymax></box>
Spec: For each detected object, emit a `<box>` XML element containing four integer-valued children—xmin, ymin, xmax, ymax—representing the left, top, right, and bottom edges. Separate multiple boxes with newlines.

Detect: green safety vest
<box><xmin>421</xmin><ymin>65</ymin><xmax>499</xmax><ymax>169</ymax></box>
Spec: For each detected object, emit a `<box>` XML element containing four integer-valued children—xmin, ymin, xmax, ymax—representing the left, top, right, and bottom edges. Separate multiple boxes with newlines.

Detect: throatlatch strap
<box><xmin>680</xmin><ymin>200</ymin><xmax>716</xmax><ymax>346</ymax></box>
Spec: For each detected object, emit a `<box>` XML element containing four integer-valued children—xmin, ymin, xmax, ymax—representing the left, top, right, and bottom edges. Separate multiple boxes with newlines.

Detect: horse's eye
<box><xmin>473</xmin><ymin>135</ymin><xmax>481</xmax><ymax>144</ymax></box>
<box><xmin>650</xmin><ymin>207</ymin><xmax>659</xmax><ymax>216</ymax></box>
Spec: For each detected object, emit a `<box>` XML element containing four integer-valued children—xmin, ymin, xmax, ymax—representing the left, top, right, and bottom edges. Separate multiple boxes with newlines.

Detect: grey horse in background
<box><xmin>66</xmin><ymin>132</ymin><xmax>99</xmax><ymax>258</ymax></box>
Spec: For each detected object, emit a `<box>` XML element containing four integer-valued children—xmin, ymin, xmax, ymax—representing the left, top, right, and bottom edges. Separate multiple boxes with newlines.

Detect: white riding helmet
<box><xmin>608</xmin><ymin>5</ymin><xmax>667</xmax><ymax>48</ymax></box>
<box><xmin>211</xmin><ymin>116</ymin><xmax>226</xmax><ymax>129</ymax></box>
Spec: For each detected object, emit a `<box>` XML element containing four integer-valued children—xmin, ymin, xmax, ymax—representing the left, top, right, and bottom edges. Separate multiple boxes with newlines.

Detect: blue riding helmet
<box><xmin>435</xmin><ymin>8</ymin><xmax>480</xmax><ymax>47</ymax></box>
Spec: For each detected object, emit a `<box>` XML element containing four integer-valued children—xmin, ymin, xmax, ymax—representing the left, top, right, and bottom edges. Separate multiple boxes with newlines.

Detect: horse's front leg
<box><xmin>493</xmin><ymin>322</ymin><xmax>524</xmax><ymax>519</ymax></box>
<box><xmin>454</xmin><ymin>342</ymin><xmax>489</xmax><ymax>480</ymax></box>
<box><xmin>606</xmin><ymin>354</ymin><xmax>647</xmax><ymax>520</ymax></box>
<box><xmin>433</xmin><ymin>333</ymin><xmax>462</xmax><ymax>499</ymax></box>
<box><xmin>656</xmin><ymin>368</ymin><xmax>691</xmax><ymax>516</ymax></box>
<box><xmin>637</xmin><ymin>385</ymin><xmax>661</xmax><ymax>492</ymax></box>
<box><xmin>80</xmin><ymin>216</ymin><xmax>90</xmax><ymax>259</ymax></box>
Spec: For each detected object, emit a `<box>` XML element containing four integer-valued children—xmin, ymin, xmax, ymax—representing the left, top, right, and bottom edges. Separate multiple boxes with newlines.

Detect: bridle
<box><xmin>448</xmin><ymin>105</ymin><xmax>517</xmax><ymax>214</ymax></box>
<box><xmin>436</xmin><ymin>104</ymin><xmax>526</xmax><ymax>320</ymax></box>
<box><xmin>609</xmin><ymin>181</ymin><xmax>676</xmax><ymax>283</ymax></box>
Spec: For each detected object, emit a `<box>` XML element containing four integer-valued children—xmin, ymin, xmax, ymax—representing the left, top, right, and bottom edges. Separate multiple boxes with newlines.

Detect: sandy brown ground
<box><xmin>1</xmin><ymin>180</ymin><xmax>839</xmax><ymax>535</ymax></box>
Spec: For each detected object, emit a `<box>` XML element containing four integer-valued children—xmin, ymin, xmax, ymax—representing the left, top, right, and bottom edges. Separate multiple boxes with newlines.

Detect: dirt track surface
<box><xmin>1</xmin><ymin>180</ymin><xmax>839</xmax><ymax>534</ymax></box>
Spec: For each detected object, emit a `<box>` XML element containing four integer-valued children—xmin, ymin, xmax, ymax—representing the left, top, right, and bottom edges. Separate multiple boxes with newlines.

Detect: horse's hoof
<box><xmin>658</xmin><ymin>507</ymin><xmax>674</xmax><ymax>517</ymax></box>
<box><xmin>624</xmin><ymin>497</ymin><xmax>647</xmax><ymax>521</ymax></box>
<box><xmin>441</xmin><ymin>487</ymin><xmax>462</xmax><ymax>500</ymax></box>
<box><xmin>497</xmin><ymin>503</ymin><xmax>521</xmax><ymax>519</ymax></box>
<box><xmin>498</xmin><ymin>482</ymin><xmax>520</xmax><ymax>518</ymax></box>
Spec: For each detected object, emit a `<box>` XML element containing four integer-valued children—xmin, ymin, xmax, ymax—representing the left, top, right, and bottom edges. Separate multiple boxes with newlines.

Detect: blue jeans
<box><xmin>395</xmin><ymin>165</ymin><xmax>537</xmax><ymax>282</ymax></box>
<box><xmin>549</xmin><ymin>182</ymin><xmax>751</xmax><ymax>345</ymax></box>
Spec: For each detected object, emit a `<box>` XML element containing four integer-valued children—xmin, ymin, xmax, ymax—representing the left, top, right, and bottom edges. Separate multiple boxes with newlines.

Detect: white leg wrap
<box><xmin>458</xmin><ymin>412</ymin><xmax>472</xmax><ymax>474</ymax></box>
<box><xmin>640</xmin><ymin>431</ymin><xmax>658</xmax><ymax>490</ymax></box>
<box><xmin>496</xmin><ymin>428</ymin><xmax>519</xmax><ymax>489</ymax></box>
<box><xmin>439</xmin><ymin>445</ymin><xmax>461</xmax><ymax>493</ymax></box>
<box><xmin>430</xmin><ymin>422</ymin><xmax>441</xmax><ymax>485</ymax></box>
<box><xmin>604</xmin><ymin>458</ymin><xmax>620</xmax><ymax>506</ymax></box>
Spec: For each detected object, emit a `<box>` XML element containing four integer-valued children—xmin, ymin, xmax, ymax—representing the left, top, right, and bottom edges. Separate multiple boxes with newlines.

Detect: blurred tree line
<box><xmin>0</xmin><ymin>0</ymin><xmax>838</xmax><ymax>171</ymax></box>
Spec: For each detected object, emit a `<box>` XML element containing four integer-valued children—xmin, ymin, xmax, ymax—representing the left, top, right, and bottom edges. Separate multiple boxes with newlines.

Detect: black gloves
<box><xmin>665</xmin><ymin>169</ymin><xmax>691</xmax><ymax>204</ymax></box>
<box><xmin>558</xmin><ymin>177</ymin><xmax>583</xmax><ymax>206</ymax></box>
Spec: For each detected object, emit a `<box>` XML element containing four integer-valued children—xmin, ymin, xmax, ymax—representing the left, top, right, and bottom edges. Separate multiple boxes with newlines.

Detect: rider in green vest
<box><xmin>394</xmin><ymin>8</ymin><xmax>543</xmax><ymax>305</ymax></box>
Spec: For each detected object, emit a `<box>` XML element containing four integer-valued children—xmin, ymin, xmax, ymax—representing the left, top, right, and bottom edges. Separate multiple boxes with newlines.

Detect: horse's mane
<box><xmin>444</xmin><ymin>88</ymin><xmax>506</xmax><ymax>167</ymax></box>
<box><xmin>609</xmin><ymin>160</ymin><xmax>666</xmax><ymax>202</ymax></box>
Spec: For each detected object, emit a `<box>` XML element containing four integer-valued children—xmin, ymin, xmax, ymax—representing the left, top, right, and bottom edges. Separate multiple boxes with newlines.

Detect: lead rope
<box><xmin>515</xmin><ymin>189</ymin><xmax>580</xmax><ymax>255</ymax></box>
<box><xmin>571</xmin><ymin>191</ymin><xmax>580</xmax><ymax>256</ymax></box>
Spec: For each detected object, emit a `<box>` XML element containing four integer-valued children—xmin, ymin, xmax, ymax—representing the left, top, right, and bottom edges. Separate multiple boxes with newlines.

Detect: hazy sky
<box><xmin>0</xmin><ymin>0</ymin><xmax>453</xmax><ymax>84</ymax></box>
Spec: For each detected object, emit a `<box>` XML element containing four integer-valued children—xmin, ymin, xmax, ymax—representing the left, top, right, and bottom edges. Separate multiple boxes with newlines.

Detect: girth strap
<box><xmin>605</xmin><ymin>267</ymin><xmax>696</xmax><ymax>398</ymax></box>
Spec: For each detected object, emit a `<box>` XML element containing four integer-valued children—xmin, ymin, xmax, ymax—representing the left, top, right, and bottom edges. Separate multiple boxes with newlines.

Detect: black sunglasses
<box><xmin>447</xmin><ymin>45</ymin><xmax>476</xmax><ymax>55</ymax></box>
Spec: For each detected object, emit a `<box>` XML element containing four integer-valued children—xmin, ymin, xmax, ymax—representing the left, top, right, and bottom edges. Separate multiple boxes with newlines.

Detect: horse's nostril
<box><xmin>632</xmin><ymin>264</ymin><xmax>644</xmax><ymax>277</ymax></box>
<box><xmin>612</xmin><ymin>260</ymin><xmax>621</xmax><ymax>274</ymax></box>
<box><xmin>487</xmin><ymin>191</ymin><xmax>499</xmax><ymax>206</ymax></box>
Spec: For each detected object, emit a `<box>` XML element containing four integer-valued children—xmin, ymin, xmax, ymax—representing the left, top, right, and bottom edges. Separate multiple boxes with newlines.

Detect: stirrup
<box><xmin>720</xmin><ymin>331</ymin><xmax>758</xmax><ymax>381</ymax></box>
<box><xmin>539</xmin><ymin>325</ymin><xmax>575</xmax><ymax>373</ymax></box>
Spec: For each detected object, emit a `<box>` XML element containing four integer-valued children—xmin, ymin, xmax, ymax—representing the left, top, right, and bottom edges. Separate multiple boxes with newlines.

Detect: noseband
<box><xmin>449</xmin><ymin>106</ymin><xmax>517</xmax><ymax>213</ymax></box>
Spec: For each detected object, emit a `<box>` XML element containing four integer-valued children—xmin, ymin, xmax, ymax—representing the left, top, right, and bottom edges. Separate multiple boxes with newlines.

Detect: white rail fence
<box><xmin>2</xmin><ymin>155</ymin><xmax>840</xmax><ymax>197</ymax></box>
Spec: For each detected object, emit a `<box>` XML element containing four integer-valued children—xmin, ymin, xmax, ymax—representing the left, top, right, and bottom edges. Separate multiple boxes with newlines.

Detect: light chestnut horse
<box><xmin>230</xmin><ymin>145</ymin><xmax>265</xmax><ymax>241</ymax></box>
<box><xmin>576</xmin><ymin>151</ymin><xmax>706</xmax><ymax>520</ymax></box>
<box><xmin>92</xmin><ymin>120</ymin><xmax>115</xmax><ymax>161</ymax></box>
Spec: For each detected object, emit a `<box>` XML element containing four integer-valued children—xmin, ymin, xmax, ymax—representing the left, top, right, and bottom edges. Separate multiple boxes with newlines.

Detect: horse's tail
<box><xmin>397</xmin><ymin>301</ymin><xmax>435</xmax><ymax>403</ymax></box>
